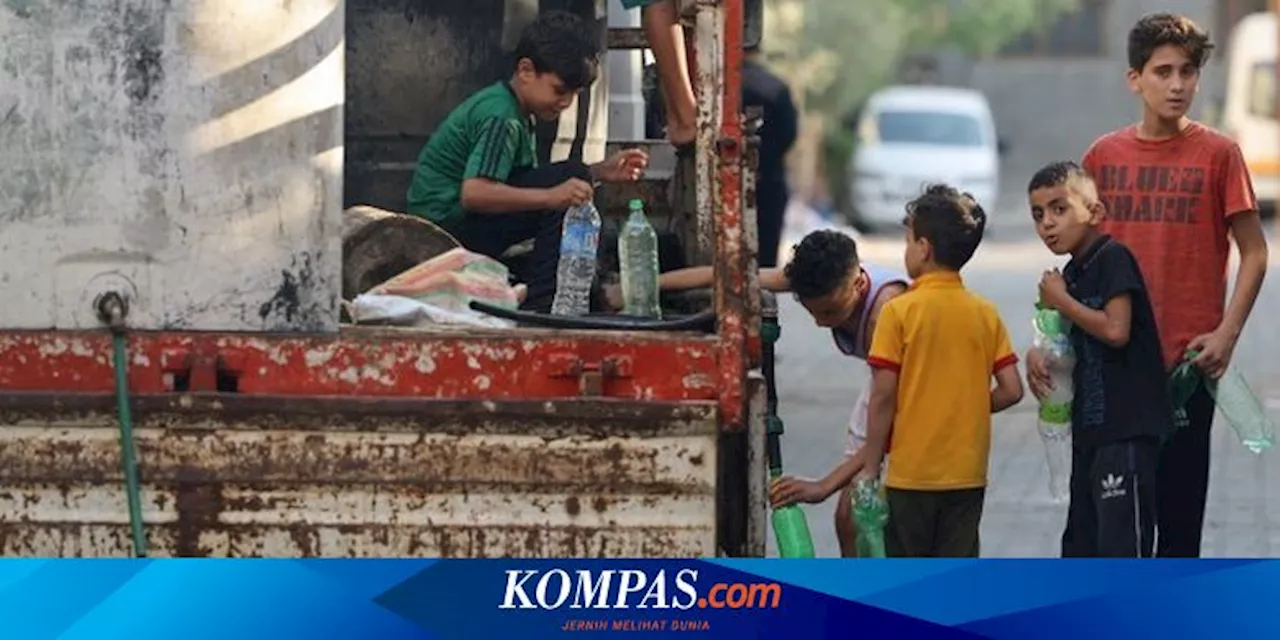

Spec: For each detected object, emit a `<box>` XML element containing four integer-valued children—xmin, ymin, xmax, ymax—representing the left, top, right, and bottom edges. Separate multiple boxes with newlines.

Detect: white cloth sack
<box><xmin>348</xmin><ymin>293</ymin><xmax>514</xmax><ymax>329</ymax></box>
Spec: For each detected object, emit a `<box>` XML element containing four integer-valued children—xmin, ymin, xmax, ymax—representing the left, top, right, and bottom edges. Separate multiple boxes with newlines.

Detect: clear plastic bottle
<box><xmin>851</xmin><ymin>477</ymin><xmax>888</xmax><ymax>558</ymax></box>
<box><xmin>550</xmin><ymin>201</ymin><xmax>601</xmax><ymax>316</ymax></box>
<box><xmin>1172</xmin><ymin>350</ymin><xmax>1273</xmax><ymax>454</ymax></box>
<box><xmin>618</xmin><ymin>199</ymin><xmax>661</xmax><ymax>319</ymax></box>
<box><xmin>1033</xmin><ymin>305</ymin><xmax>1074</xmax><ymax>503</ymax></box>
<box><xmin>1207</xmin><ymin>366</ymin><xmax>1275</xmax><ymax>454</ymax></box>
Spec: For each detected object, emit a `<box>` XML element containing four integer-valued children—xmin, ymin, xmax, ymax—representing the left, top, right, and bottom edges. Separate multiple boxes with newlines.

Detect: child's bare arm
<box><xmin>769</xmin><ymin>441</ymin><xmax>876</xmax><ymax>508</ymax></box>
<box><xmin>1194</xmin><ymin>211</ymin><xmax>1269</xmax><ymax>377</ymax></box>
<box><xmin>1059</xmin><ymin>294</ymin><xmax>1133</xmax><ymax>349</ymax></box>
<box><xmin>991</xmin><ymin>363</ymin><xmax>1025</xmax><ymax>413</ymax></box>
<box><xmin>1041</xmin><ymin>268</ymin><xmax>1132</xmax><ymax>349</ymax></box>
<box><xmin>460</xmin><ymin>177</ymin><xmax>590</xmax><ymax>214</ymax></box>
<box><xmin>819</xmin><ymin>448</ymin><xmax>869</xmax><ymax>497</ymax></box>
<box><xmin>658</xmin><ymin>267</ymin><xmax>712</xmax><ymax>291</ymax></box>
<box><xmin>658</xmin><ymin>266</ymin><xmax>789</xmax><ymax>292</ymax></box>
<box><xmin>859</xmin><ymin>368</ymin><xmax>898</xmax><ymax>473</ymax></box>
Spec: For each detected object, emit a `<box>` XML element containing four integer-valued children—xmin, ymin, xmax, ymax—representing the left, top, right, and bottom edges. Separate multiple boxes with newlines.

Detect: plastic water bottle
<box><xmin>618</xmin><ymin>199</ymin><xmax>661</xmax><ymax>318</ymax></box>
<box><xmin>851</xmin><ymin>477</ymin><xmax>888</xmax><ymax>558</ymax></box>
<box><xmin>769</xmin><ymin>470</ymin><xmax>816</xmax><ymax>558</ymax></box>
<box><xmin>1172</xmin><ymin>351</ymin><xmax>1274</xmax><ymax>454</ymax></box>
<box><xmin>1207</xmin><ymin>367</ymin><xmax>1275</xmax><ymax>454</ymax></box>
<box><xmin>1033</xmin><ymin>305</ymin><xmax>1074</xmax><ymax>503</ymax></box>
<box><xmin>1169</xmin><ymin>355</ymin><xmax>1201</xmax><ymax>432</ymax></box>
<box><xmin>550</xmin><ymin>201</ymin><xmax>601</xmax><ymax>316</ymax></box>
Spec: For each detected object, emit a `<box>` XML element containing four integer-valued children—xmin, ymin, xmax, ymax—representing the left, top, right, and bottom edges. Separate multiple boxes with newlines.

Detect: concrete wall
<box><xmin>0</xmin><ymin>0</ymin><xmax>344</xmax><ymax>332</ymax></box>
<box><xmin>962</xmin><ymin>0</ymin><xmax>1221</xmax><ymax>212</ymax></box>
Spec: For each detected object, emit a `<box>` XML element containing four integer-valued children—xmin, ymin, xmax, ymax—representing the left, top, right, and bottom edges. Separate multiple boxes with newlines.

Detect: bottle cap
<box><xmin>628</xmin><ymin>199</ymin><xmax>644</xmax><ymax>211</ymax></box>
<box><xmin>1035</xmin><ymin>308</ymin><xmax>1061</xmax><ymax>335</ymax></box>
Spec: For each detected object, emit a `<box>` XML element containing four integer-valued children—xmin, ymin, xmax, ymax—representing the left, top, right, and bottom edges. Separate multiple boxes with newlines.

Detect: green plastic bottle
<box><xmin>761</xmin><ymin>308</ymin><xmax>816</xmax><ymax>558</ymax></box>
<box><xmin>851</xmin><ymin>477</ymin><xmax>888</xmax><ymax>558</ymax></box>
<box><xmin>770</xmin><ymin>468</ymin><xmax>816</xmax><ymax>558</ymax></box>
<box><xmin>1032</xmin><ymin>303</ymin><xmax>1074</xmax><ymax>502</ymax></box>
<box><xmin>1168</xmin><ymin>353</ymin><xmax>1202</xmax><ymax>432</ymax></box>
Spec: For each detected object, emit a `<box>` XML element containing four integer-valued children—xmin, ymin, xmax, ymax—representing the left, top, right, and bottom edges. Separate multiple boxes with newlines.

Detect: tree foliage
<box><xmin>763</xmin><ymin>0</ymin><xmax>1081</xmax><ymax>118</ymax></box>
<box><xmin>760</xmin><ymin>0</ymin><xmax>1080</xmax><ymax>207</ymax></box>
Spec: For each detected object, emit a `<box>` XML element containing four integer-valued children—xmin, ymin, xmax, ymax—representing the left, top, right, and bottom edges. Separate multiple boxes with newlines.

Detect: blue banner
<box><xmin>0</xmin><ymin>559</ymin><xmax>1274</xmax><ymax>639</ymax></box>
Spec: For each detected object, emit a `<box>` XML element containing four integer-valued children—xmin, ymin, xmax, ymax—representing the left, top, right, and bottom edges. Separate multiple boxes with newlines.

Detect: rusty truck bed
<box><xmin>0</xmin><ymin>326</ymin><xmax>754</xmax><ymax>558</ymax></box>
<box><xmin>0</xmin><ymin>393</ymin><xmax>718</xmax><ymax>557</ymax></box>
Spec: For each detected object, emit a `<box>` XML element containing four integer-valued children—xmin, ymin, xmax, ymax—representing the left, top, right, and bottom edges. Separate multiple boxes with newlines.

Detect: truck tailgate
<box><xmin>0</xmin><ymin>394</ymin><xmax>718</xmax><ymax>557</ymax></box>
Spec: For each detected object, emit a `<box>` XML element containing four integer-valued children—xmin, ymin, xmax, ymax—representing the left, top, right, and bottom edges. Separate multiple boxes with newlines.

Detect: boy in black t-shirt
<box><xmin>1028</xmin><ymin>162</ymin><xmax>1174</xmax><ymax>558</ymax></box>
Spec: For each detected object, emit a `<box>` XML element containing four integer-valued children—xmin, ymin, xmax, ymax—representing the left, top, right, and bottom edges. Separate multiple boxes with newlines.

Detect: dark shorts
<box><xmin>1062</xmin><ymin>437</ymin><xmax>1158</xmax><ymax>558</ymax></box>
<box><xmin>885</xmin><ymin>487</ymin><xmax>985</xmax><ymax>558</ymax></box>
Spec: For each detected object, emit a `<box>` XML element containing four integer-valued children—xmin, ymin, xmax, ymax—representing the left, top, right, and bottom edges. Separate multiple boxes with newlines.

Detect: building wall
<box><xmin>960</xmin><ymin>0</ymin><xmax>1221</xmax><ymax>212</ymax></box>
<box><xmin>0</xmin><ymin>0</ymin><xmax>344</xmax><ymax>332</ymax></box>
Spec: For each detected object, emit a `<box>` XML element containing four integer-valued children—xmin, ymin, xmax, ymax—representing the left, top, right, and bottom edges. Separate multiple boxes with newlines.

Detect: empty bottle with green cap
<box><xmin>619</xmin><ymin>199</ymin><xmax>662</xmax><ymax>318</ymax></box>
<box><xmin>851</xmin><ymin>476</ymin><xmax>888</xmax><ymax>558</ymax></box>
<box><xmin>1033</xmin><ymin>303</ymin><xmax>1074</xmax><ymax>502</ymax></box>
<box><xmin>1174</xmin><ymin>350</ymin><xmax>1274</xmax><ymax>454</ymax></box>
<box><xmin>1209</xmin><ymin>368</ymin><xmax>1275</xmax><ymax>454</ymax></box>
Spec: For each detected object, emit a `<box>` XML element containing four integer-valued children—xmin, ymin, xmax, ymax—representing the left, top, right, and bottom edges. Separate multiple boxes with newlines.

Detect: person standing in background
<box><xmin>643</xmin><ymin>43</ymin><xmax>797</xmax><ymax>267</ymax></box>
<box><xmin>743</xmin><ymin>43</ymin><xmax>798</xmax><ymax>268</ymax></box>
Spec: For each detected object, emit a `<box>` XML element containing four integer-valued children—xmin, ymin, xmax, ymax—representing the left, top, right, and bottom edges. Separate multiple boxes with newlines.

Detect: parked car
<box><xmin>847</xmin><ymin>85</ymin><xmax>1003</xmax><ymax>231</ymax></box>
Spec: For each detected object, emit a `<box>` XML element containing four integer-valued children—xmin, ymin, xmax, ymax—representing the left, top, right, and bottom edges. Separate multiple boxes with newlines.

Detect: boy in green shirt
<box><xmin>406</xmin><ymin>11</ymin><xmax>648</xmax><ymax>312</ymax></box>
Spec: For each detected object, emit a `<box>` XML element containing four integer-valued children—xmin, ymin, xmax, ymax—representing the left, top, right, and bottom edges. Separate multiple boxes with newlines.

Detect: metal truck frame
<box><xmin>0</xmin><ymin>0</ymin><xmax>767</xmax><ymax>558</ymax></box>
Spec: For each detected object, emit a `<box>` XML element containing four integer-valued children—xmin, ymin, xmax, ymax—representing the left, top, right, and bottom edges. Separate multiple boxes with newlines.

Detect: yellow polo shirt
<box><xmin>866</xmin><ymin>271</ymin><xmax>1017</xmax><ymax>491</ymax></box>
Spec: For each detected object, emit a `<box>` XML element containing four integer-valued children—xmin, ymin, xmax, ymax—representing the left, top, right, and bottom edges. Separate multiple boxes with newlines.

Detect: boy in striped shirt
<box><xmin>406</xmin><ymin>11</ymin><xmax>648</xmax><ymax>313</ymax></box>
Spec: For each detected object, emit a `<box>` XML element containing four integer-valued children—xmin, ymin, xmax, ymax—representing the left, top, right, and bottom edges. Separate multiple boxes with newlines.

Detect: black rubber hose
<box><xmin>470</xmin><ymin>301</ymin><xmax>716</xmax><ymax>332</ymax></box>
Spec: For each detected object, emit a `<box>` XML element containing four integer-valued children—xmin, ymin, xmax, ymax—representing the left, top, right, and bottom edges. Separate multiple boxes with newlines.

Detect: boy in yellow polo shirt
<box><xmin>859</xmin><ymin>184</ymin><xmax>1025</xmax><ymax>557</ymax></box>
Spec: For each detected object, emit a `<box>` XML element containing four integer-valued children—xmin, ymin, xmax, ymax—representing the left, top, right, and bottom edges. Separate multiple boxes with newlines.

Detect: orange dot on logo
<box><xmin>698</xmin><ymin>598</ymin><xmax>707</xmax><ymax>608</ymax></box>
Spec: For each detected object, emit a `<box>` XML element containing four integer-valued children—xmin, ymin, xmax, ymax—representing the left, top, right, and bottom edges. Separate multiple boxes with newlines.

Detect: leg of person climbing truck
<box><xmin>640</xmin><ymin>0</ymin><xmax>696</xmax><ymax>146</ymax></box>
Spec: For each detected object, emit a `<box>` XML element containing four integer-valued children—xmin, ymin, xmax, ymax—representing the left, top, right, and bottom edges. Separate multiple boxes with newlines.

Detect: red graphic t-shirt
<box><xmin>1082</xmin><ymin>122</ymin><xmax>1257</xmax><ymax>369</ymax></box>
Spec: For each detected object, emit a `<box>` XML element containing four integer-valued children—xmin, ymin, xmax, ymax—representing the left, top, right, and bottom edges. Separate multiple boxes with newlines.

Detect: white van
<box><xmin>1222</xmin><ymin>12</ymin><xmax>1277</xmax><ymax>214</ymax></box>
<box><xmin>847</xmin><ymin>85</ymin><xmax>1001</xmax><ymax>229</ymax></box>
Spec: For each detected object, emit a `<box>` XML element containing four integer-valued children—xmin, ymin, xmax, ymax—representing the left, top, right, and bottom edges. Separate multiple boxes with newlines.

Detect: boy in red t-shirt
<box><xmin>1027</xmin><ymin>13</ymin><xmax>1269</xmax><ymax>558</ymax></box>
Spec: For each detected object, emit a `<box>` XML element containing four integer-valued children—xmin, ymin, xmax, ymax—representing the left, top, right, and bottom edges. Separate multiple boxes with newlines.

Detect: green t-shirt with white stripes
<box><xmin>406</xmin><ymin>82</ymin><xmax>538</xmax><ymax>226</ymax></box>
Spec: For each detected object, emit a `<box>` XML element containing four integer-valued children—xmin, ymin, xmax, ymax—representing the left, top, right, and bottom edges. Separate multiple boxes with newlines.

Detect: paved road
<box><xmin>767</xmin><ymin>220</ymin><xmax>1280</xmax><ymax>558</ymax></box>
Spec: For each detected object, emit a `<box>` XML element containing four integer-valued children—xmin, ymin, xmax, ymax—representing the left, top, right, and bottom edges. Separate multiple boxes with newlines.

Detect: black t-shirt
<box><xmin>1063</xmin><ymin>236</ymin><xmax>1174</xmax><ymax>447</ymax></box>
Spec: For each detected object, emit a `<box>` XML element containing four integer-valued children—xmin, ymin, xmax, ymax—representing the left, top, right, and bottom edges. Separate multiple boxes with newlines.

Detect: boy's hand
<box><xmin>593</xmin><ymin>148</ymin><xmax>649</xmax><ymax>183</ymax></box>
<box><xmin>546</xmin><ymin>178</ymin><xmax>594</xmax><ymax>209</ymax></box>
<box><xmin>1038</xmin><ymin>269</ymin><xmax>1071</xmax><ymax>311</ymax></box>
<box><xmin>769</xmin><ymin>475</ymin><xmax>830</xmax><ymax>508</ymax></box>
<box><xmin>1188</xmin><ymin>329</ymin><xmax>1237</xmax><ymax>380</ymax></box>
<box><xmin>1025</xmin><ymin>348</ymin><xmax>1053</xmax><ymax>400</ymax></box>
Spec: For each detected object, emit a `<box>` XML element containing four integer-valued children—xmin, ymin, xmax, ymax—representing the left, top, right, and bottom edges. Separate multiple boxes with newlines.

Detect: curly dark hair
<box><xmin>904</xmin><ymin>184</ymin><xmax>986</xmax><ymax>271</ymax></box>
<box><xmin>1128</xmin><ymin>13</ymin><xmax>1214</xmax><ymax>72</ymax></box>
<box><xmin>513</xmin><ymin>11</ymin><xmax>601</xmax><ymax>91</ymax></box>
<box><xmin>783</xmin><ymin>230</ymin><xmax>860</xmax><ymax>300</ymax></box>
